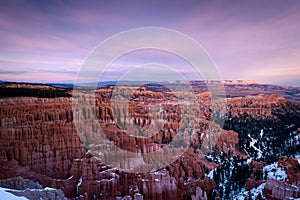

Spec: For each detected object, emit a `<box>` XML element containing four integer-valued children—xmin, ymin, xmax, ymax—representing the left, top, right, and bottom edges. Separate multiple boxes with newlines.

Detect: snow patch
<box><xmin>296</xmin><ymin>155</ymin><xmax>300</xmax><ymax>164</ymax></box>
<box><xmin>247</xmin><ymin>158</ymin><xmax>252</xmax><ymax>165</ymax></box>
<box><xmin>248</xmin><ymin>134</ymin><xmax>262</xmax><ymax>159</ymax></box>
<box><xmin>76</xmin><ymin>177</ymin><xmax>82</xmax><ymax>194</ymax></box>
<box><xmin>249</xmin><ymin>183</ymin><xmax>265</xmax><ymax>199</ymax></box>
<box><xmin>207</xmin><ymin>169</ymin><xmax>215</xmax><ymax>179</ymax></box>
<box><xmin>234</xmin><ymin>183</ymin><xmax>265</xmax><ymax>200</ymax></box>
<box><xmin>263</xmin><ymin>162</ymin><xmax>287</xmax><ymax>181</ymax></box>
<box><xmin>260</xmin><ymin>129</ymin><xmax>264</xmax><ymax>138</ymax></box>
<box><xmin>0</xmin><ymin>187</ymin><xmax>29</xmax><ymax>200</ymax></box>
<box><xmin>86</xmin><ymin>150</ymin><xmax>91</xmax><ymax>155</ymax></box>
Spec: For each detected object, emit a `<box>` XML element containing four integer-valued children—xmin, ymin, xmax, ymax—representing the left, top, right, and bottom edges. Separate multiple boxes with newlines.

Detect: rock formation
<box><xmin>0</xmin><ymin>83</ymin><xmax>299</xmax><ymax>199</ymax></box>
<box><xmin>264</xmin><ymin>179</ymin><xmax>300</xmax><ymax>199</ymax></box>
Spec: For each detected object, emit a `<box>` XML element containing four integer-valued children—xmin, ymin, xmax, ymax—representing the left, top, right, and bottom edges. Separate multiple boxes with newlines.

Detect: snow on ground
<box><xmin>0</xmin><ymin>187</ymin><xmax>28</xmax><ymax>200</ymax></box>
<box><xmin>207</xmin><ymin>168</ymin><xmax>215</xmax><ymax>179</ymax></box>
<box><xmin>249</xmin><ymin>183</ymin><xmax>265</xmax><ymax>199</ymax></box>
<box><xmin>248</xmin><ymin>134</ymin><xmax>263</xmax><ymax>159</ymax></box>
<box><xmin>233</xmin><ymin>160</ymin><xmax>287</xmax><ymax>199</ymax></box>
<box><xmin>234</xmin><ymin>183</ymin><xmax>265</xmax><ymax>200</ymax></box>
<box><xmin>296</xmin><ymin>155</ymin><xmax>300</xmax><ymax>164</ymax></box>
<box><xmin>263</xmin><ymin>162</ymin><xmax>287</xmax><ymax>181</ymax></box>
<box><xmin>76</xmin><ymin>176</ymin><xmax>83</xmax><ymax>194</ymax></box>
<box><xmin>260</xmin><ymin>129</ymin><xmax>264</xmax><ymax>138</ymax></box>
<box><xmin>246</xmin><ymin>158</ymin><xmax>252</xmax><ymax>165</ymax></box>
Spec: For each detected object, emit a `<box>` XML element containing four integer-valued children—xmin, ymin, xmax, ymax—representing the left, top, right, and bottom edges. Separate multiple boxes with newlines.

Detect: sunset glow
<box><xmin>0</xmin><ymin>0</ymin><xmax>299</xmax><ymax>86</ymax></box>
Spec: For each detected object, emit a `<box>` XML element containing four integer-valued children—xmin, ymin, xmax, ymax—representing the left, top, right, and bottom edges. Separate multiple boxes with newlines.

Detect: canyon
<box><xmin>0</xmin><ymin>81</ymin><xmax>299</xmax><ymax>199</ymax></box>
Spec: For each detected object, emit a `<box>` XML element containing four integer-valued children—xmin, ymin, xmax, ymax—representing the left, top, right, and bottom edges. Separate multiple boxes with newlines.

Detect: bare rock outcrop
<box><xmin>264</xmin><ymin>179</ymin><xmax>300</xmax><ymax>199</ymax></box>
<box><xmin>278</xmin><ymin>156</ymin><xmax>300</xmax><ymax>184</ymax></box>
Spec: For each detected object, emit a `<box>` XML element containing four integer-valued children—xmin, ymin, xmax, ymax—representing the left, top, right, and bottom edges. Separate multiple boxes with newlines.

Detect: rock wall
<box><xmin>264</xmin><ymin>179</ymin><xmax>300</xmax><ymax>199</ymax></box>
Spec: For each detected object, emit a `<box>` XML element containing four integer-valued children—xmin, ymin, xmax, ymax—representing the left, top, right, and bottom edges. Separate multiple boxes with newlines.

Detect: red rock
<box><xmin>264</xmin><ymin>179</ymin><xmax>300</xmax><ymax>200</ymax></box>
<box><xmin>191</xmin><ymin>187</ymin><xmax>208</xmax><ymax>200</ymax></box>
<box><xmin>278</xmin><ymin>156</ymin><xmax>300</xmax><ymax>184</ymax></box>
<box><xmin>246</xmin><ymin>179</ymin><xmax>264</xmax><ymax>191</ymax></box>
<box><xmin>1</xmin><ymin>85</ymin><xmax>298</xmax><ymax>200</ymax></box>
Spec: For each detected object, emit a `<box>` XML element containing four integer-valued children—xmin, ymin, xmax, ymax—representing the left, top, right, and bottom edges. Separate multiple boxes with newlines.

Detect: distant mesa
<box><xmin>219</xmin><ymin>80</ymin><xmax>259</xmax><ymax>85</ymax></box>
<box><xmin>0</xmin><ymin>81</ymin><xmax>72</xmax><ymax>98</ymax></box>
<box><xmin>0</xmin><ymin>82</ymin><xmax>57</xmax><ymax>90</ymax></box>
<box><xmin>0</xmin><ymin>80</ymin><xmax>259</xmax><ymax>88</ymax></box>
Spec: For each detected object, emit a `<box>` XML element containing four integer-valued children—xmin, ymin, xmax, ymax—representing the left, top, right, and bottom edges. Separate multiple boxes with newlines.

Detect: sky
<box><xmin>0</xmin><ymin>0</ymin><xmax>299</xmax><ymax>86</ymax></box>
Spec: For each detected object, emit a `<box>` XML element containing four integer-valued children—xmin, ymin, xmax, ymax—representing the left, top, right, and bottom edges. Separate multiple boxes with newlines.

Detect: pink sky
<box><xmin>0</xmin><ymin>0</ymin><xmax>299</xmax><ymax>86</ymax></box>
